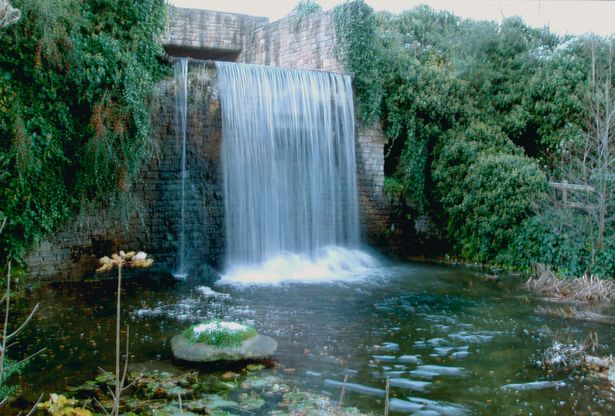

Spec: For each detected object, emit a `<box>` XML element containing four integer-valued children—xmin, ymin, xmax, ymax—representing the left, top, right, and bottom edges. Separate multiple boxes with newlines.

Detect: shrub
<box><xmin>450</xmin><ymin>153</ymin><xmax>547</xmax><ymax>263</ymax></box>
<box><xmin>0</xmin><ymin>0</ymin><xmax>167</xmax><ymax>263</ymax></box>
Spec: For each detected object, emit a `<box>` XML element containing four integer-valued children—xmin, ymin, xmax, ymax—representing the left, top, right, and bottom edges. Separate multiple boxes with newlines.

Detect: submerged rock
<box><xmin>407</xmin><ymin>397</ymin><xmax>468</xmax><ymax>415</ymax></box>
<box><xmin>196</xmin><ymin>286</ymin><xmax>230</xmax><ymax>299</ymax></box>
<box><xmin>398</xmin><ymin>354</ymin><xmax>422</xmax><ymax>364</ymax></box>
<box><xmin>373</xmin><ymin>355</ymin><xmax>397</xmax><ymax>362</ymax></box>
<box><xmin>323</xmin><ymin>379</ymin><xmax>386</xmax><ymax>397</ymax></box>
<box><xmin>416</xmin><ymin>365</ymin><xmax>469</xmax><ymax>377</ymax></box>
<box><xmin>409</xmin><ymin>369</ymin><xmax>439</xmax><ymax>380</ymax></box>
<box><xmin>171</xmin><ymin>333</ymin><xmax>277</xmax><ymax>362</ymax></box>
<box><xmin>389</xmin><ymin>377</ymin><xmax>431</xmax><ymax>392</ymax></box>
<box><xmin>500</xmin><ymin>380</ymin><xmax>566</xmax><ymax>391</ymax></box>
<box><xmin>388</xmin><ymin>398</ymin><xmax>423</xmax><ymax>412</ymax></box>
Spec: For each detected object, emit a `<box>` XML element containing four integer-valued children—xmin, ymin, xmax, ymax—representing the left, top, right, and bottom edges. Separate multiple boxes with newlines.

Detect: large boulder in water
<box><xmin>171</xmin><ymin>327</ymin><xmax>277</xmax><ymax>363</ymax></box>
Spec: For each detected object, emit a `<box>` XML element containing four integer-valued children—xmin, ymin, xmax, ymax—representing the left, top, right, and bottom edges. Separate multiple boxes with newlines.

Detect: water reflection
<box><xmin>8</xmin><ymin>263</ymin><xmax>615</xmax><ymax>415</ymax></box>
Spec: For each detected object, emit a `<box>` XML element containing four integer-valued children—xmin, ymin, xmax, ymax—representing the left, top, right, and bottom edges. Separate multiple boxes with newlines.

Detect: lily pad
<box><xmin>239</xmin><ymin>393</ymin><xmax>266</xmax><ymax>411</ymax></box>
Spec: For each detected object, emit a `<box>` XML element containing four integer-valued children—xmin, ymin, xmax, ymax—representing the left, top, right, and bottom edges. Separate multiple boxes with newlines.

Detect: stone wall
<box><xmin>239</xmin><ymin>11</ymin><xmax>342</xmax><ymax>73</ymax></box>
<box><xmin>26</xmin><ymin>65</ymin><xmax>224</xmax><ymax>280</ymax></box>
<box><xmin>25</xmin><ymin>8</ymin><xmax>391</xmax><ymax>280</ymax></box>
<box><xmin>163</xmin><ymin>7</ymin><xmax>268</xmax><ymax>60</ymax></box>
<box><xmin>356</xmin><ymin>122</ymin><xmax>390</xmax><ymax>243</ymax></box>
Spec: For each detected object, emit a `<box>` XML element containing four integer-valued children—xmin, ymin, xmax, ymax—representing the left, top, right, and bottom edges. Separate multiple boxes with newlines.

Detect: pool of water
<box><xmin>7</xmin><ymin>260</ymin><xmax>615</xmax><ymax>415</ymax></box>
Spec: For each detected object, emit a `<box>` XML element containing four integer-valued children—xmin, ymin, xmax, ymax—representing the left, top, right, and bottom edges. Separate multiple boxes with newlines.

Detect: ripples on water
<box><xmin>9</xmin><ymin>261</ymin><xmax>615</xmax><ymax>415</ymax></box>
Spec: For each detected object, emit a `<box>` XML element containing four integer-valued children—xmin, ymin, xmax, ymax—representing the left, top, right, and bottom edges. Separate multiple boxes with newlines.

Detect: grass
<box><xmin>184</xmin><ymin>320</ymin><xmax>257</xmax><ymax>349</ymax></box>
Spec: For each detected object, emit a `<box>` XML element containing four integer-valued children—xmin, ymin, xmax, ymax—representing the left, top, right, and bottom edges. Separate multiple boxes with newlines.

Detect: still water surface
<box><xmin>9</xmin><ymin>261</ymin><xmax>615</xmax><ymax>415</ymax></box>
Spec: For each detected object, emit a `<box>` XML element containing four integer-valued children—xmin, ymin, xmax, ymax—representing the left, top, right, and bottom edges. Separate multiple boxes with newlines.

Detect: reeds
<box><xmin>526</xmin><ymin>264</ymin><xmax>615</xmax><ymax>304</ymax></box>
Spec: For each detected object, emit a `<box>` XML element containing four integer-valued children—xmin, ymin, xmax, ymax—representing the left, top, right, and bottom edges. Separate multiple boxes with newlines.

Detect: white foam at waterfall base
<box><xmin>220</xmin><ymin>246</ymin><xmax>380</xmax><ymax>285</ymax></box>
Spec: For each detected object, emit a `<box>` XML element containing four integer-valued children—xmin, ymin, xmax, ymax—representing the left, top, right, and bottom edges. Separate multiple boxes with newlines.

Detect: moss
<box><xmin>184</xmin><ymin>320</ymin><xmax>257</xmax><ymax>349</ymax></box>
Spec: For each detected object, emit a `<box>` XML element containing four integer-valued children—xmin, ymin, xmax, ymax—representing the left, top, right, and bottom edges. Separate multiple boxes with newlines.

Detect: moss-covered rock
<box><xmin>171</xmin><ymin>326</ymin><xmax>277</xmax><ymax>363</ymax></box>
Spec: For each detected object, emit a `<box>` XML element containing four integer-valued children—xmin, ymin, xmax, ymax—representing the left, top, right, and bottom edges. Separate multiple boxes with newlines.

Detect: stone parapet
<box><xmin>163</xmin><ymin>7</ymin><xmax>268</xmax><ymax>60</ymax></box>
<box><xmin>239</xmin><ymin>11</ymin><xmax>343</xmax><ymax>73</ymax></box>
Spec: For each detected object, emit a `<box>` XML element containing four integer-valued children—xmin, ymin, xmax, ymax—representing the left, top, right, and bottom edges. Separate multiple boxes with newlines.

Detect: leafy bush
<box><xmin>292</xmin><ymin>0</ymin><xmax>321</xmax><ymax>16</ymax></box>
<box><xmin>510</xmin><ymin>209</ymin><xmax>615</xmax><ymax>278</ymax></box>
<box><xmin>333</xmin><ymin>2</ymin><xmax>613</xmax><ymax>275</ymax></box>
<box><xmin>0</xmin><ymin>0</ymin><xmax>167</xmax><ymax>262</ymax></box>
<box><xmin>451</xmin><ymin>153</ymin><xmax>547</xmax><ymax>263</ymax></box>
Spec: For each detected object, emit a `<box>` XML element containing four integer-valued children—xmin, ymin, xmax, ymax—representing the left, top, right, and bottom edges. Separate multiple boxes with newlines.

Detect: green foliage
<box><xmin>0</xmin><ymin>357</ymin><xmax>29</xmax><ymax>402</ymax></box>
<box><xmin>291</xmin><ymin>0</ymin><xmax>322</xmax><ymax>31</ymax></box>
<box><xmin>333</xmin><ymin>0</ymin><xmax>383</xmax><ymax>125</ymax></box>
<box><xmin>184</xmin><ymin>320</ymin><xmax>257</xmax><ymax>349</ymax></box>
<box><xmin>292</xmin><ymin>0</ymin><xmax>321</xmax><ymax>17</ymax></box>
<box><xmin>334</xmin><ymin>3</ymin><xmax>613</xmax><ymax>274</ymax></box>
<box><xmin>0</xmin><ymin>0</ymin><xmax>167</xmax><ymax>263</ymax></box>
<box><xmin>509</xmin><ymin>214</ymin><xmax>615</xmax><ymax>278</ymax></box>
<box><xmin>451</xmin><ymin>153</ymin><xmax>547</xmax><ymax>262</ymax></box>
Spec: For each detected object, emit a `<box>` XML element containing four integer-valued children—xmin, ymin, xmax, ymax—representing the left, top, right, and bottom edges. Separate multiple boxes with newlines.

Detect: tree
<box><xmin>537</xmin><ymin>39</ymin><xmax>615</xmax><ymax>277</ymax></box>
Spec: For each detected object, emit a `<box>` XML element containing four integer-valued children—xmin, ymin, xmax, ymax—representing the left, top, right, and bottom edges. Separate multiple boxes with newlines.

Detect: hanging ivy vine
<box><xmin>332</xmin><ymin>0</ymin><xmax>382</xmax><ymax>126</ymax></box>
<box><xmin>0</xmin><ymin>0</ymin><xmax>168</xmax><ymax>263</ymax></box>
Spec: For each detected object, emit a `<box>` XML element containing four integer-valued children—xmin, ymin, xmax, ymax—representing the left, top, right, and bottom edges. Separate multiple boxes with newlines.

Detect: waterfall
<box><xmin>173</xmin><ymin>57</ymin><xmax>188</xmax><ymax>279</ymax></box>
<box><xmin>217</xmin><ymin>62</ymin><xmax>374</xmax><ymax>282</ymax></box>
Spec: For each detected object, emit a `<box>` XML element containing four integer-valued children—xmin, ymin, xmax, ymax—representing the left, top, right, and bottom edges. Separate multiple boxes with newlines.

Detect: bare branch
<box><xmin>119</xmin><ymin>325</ymin><xmax>130</xmax><ymax>390</ymax></box>
<box><xmin>24</xmin><ymin>394</ymin><xmax>44</xmax><ymax>416</ymax></box>
<box><xmin>106</xmin><ymin>385</ymin><xmax>116</xmax><ymax>401</ymax></box>
<box><xmin>6</xmin><ymin>303</ymin><xmax>40</xmax><ymax>341</ymax></box>
<box><xmin>92</xmin><ymin>396</ymin><xmax>111</xmax><ymax>416</ymax></box>
<box><xmin>15</xmin><ymin>348</ymin><xmax>46</xmax><ymax>367</ymax></box>
<box><xmin>0</xmin><ymin>261</ymin><xmax>12</xmax><ymax>388</ymax></box>
<box><xmin>120</xmin><ymin>379</ymin><xmax>136</xmax><ymax>393</ymax></box>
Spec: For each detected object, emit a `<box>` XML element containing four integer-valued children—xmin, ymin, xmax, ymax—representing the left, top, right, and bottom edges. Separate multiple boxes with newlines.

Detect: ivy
<box><xmin>0</xmin><ymin>0</ymin><xmax>167</xmax><ymax>263</ymax></box>
<box><xmin>332</xmin><ymin>0</ymin><xmax>382</xmax><ymax>126</ymax></box>
<box><xmin>290</xmin><ymin>0</ymin><xmax>322</xmax><ymax>31</ymax></box>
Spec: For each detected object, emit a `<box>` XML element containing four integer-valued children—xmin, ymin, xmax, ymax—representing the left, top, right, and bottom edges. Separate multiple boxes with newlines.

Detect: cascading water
<box><xmin>173</xmin><ymin>57</ymin><xmax>188</xmax><ymax>279</ymax></box>
<box><xmin>216</xmin><ymin>62</ymin><xmax>378</xmax><ymax>283</ymax></box>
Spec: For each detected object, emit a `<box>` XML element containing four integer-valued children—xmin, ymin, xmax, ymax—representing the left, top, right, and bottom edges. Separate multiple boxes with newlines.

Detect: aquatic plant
<box><xmin>96</xmin><ymin>250</ymin><xmax>153</xmax><ymax>416</ymax></box>
<box><xmin>37</xmin><ymin>394</ymin><xmax>92</xmax><ymax>416</ymax></box>
<box><xmin>184</xmin><ymin>320</ymin><xmax>257</xmax><ymax>348</ymax></box>
<box><xmin>0</xmin><ymin>216</ymin><xmax>43</xmax><ymax>409</ymax></box>
<box><xmin>58</xmin><ymin>363</ymin><xmax>370</xmax><ymax>415</ymax></box>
